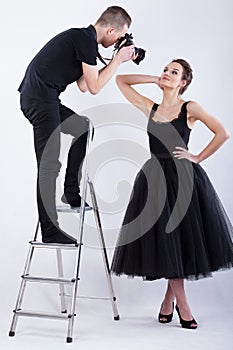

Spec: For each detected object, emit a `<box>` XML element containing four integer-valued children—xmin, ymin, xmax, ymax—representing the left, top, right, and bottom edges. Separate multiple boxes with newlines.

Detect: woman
<box><xmin>111</xmin><ymin>59</ymin><xmax>233</xmax><ymax>329</ymax></box>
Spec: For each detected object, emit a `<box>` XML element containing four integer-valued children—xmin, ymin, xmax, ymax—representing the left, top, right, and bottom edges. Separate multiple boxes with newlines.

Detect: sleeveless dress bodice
<box><xmin>147</xmin><ymin>102</ymin><xmax>191</xmax><ymax>157</ymax></box>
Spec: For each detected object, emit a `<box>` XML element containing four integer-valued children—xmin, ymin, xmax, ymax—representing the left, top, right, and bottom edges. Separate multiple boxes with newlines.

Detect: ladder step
<box><xmin>30</xmin><ymin>241</ymin><xmax>79</xmax><ymax>250</ymax></box>
<box><xmin>64</xmin><ymin>293</ymin><xmax>111</xmax><ymax>300</ymax></box>
<box><xmin>22</xmin><ymin>275</ymin><xmax>76</xmax><ymax>285</ymax></box>
<box><xmin>14</xmin><ymin>309</ymin><xmax>69</xmax><ymax>320</ymax></box>
<box><xmin>56</xmin><ymin>205</ymin><xmax>92</xmax><ymax>213</ymax></box>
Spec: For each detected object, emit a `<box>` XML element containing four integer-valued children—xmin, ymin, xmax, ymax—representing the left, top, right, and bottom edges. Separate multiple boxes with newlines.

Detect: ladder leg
<box><xmin>66</xmin><ymin>118</ymin><xmax>93</xmax><ymax>343</ymax></box>
<box><xmin>56</xmin><ymin>249</ymin><xmax>67</xmax><ymax>313</ymax></box>
<box><xmin>9</xmin><ymin>221</ymin><xmax>39</xmax><ymax>336</ymax></box>
<box><xmin>66</xmin><ymin>173</ymin><xmax>86</xmax><ymax>343</ymax></box>
<box><xmin>88</xmin><ymin>178</ymin><xmax>120</xmax><ymax>320</ymax></box>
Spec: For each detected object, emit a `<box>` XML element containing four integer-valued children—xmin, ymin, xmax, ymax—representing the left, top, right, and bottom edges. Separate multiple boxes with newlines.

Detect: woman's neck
<box><xmin>160</xmin><ymin>90</ymin><xmax>183</xmax><ymax>108</ymax></box>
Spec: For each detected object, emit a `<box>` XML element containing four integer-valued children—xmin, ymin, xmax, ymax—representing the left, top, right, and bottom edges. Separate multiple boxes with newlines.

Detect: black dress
<box><xmin>111</xmin><ymin>102</ymin><xmax>233</xmax><ymax>280</ymax></box>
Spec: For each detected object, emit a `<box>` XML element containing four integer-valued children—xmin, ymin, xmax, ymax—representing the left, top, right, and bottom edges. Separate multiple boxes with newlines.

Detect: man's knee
<box><xmin>61</xmin><ymin>114</ymin><xmax>94</xmax><ymax>139</ymax></box>
<box><xmin>38</xmin><ymin>159</ymin><xmax>62</xmax><ymax>176</ymax></box>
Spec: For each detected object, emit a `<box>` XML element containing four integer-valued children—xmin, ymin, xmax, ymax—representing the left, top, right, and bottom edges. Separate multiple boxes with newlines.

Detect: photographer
<box><xmin>19</xmin><ymin>6</ymin><xmax>135</xmax><ymax>244</ymax></box>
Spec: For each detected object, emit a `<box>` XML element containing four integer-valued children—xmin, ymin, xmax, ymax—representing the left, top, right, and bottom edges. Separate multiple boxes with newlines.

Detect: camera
<box><xmin>114</xmin><ymin>33</ymin><xmax>146</xmax><ymax>65</ymax></box>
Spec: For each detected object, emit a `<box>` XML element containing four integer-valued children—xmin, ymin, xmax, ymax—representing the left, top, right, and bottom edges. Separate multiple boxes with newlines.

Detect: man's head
<box><xmin>95</xmin><ymin>6</ymin><xmax>132</xmax><ymax>48</ymax></box>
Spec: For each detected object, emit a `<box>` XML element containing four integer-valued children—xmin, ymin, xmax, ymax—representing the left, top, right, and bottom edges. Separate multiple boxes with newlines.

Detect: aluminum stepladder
<box><xmin>9</xmin><ymin>117</ymin><xmax>120</xmax><ymax>343</ymax></box>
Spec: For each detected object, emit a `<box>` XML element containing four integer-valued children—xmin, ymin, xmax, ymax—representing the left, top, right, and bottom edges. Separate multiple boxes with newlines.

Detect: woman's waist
<box><xmin>150</xmin><ymin>152</ymin><xmax>174</xmax><ymax>159</ymax></box>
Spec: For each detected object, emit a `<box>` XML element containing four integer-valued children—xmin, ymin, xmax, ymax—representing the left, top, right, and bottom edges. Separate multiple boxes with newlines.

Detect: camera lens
<box><xmin>133</xmin><ymin>48</ymin><xmax>146</xmax><ymax>65</ymax></box>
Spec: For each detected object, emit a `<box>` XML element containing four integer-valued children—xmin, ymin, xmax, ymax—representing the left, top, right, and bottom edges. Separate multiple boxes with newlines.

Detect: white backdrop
<box><xmin>1</xmin><ymin>0</ymin><xmax>233</xmax><ymax>349</ymax></box>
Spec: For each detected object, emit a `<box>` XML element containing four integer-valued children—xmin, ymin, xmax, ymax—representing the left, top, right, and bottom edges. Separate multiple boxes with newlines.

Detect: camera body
<box><xmin>114</xmin><ymin>33</ymin><xmax>146</xmax><ymax>65</ymax></box>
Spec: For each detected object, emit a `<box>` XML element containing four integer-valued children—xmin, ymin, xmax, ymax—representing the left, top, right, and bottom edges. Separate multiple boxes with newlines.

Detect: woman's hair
<box><xmin>172</xmin><ymin>58</ymin><xmax>193</xmax><ymax>95</ymax></box>
<box><xmin>96</xmin><ymin>6</ymin><xmax>132</xmax><ymax>30</ymax></box>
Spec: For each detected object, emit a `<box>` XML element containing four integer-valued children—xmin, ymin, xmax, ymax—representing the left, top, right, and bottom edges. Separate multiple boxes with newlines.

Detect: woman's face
<box><xmin>160</xmin><ymin>62</ymin><xmax>186</xmax><ymax>92</ymax></box>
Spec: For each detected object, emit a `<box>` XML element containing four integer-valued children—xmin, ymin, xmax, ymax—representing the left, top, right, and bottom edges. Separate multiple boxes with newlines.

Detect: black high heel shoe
<box><xmin>158</xmin><ymin>302</ymin><xmax>174</xmax><ymax>323</ymax></box>
<box><xmin>175</xmin><ymin>305</ymin><xmax>198</xmax><ymax>329</ymax></box>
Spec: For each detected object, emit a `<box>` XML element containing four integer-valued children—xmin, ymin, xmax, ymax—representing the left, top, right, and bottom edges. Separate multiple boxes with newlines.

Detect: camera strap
<box><xmin>97</xmin><ymin>52</ymin><xmax>113</xmax><ymax>66</ymax></box>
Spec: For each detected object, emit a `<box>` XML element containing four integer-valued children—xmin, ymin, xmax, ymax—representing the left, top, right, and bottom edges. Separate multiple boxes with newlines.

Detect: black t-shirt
<box><xmin>18</xmin><ymin>25</ymin><xmax>98</xmax><ymax>101</ymax></box>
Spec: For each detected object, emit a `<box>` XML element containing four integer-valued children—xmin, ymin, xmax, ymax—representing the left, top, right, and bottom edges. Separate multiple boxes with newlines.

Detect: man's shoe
<box><xmin>61</xmin><ymin>191</ymin><xmax>90</xmax><ymax>208</ymax></box>
<box><xmin>42</xmin><ymin>230</ymin><xmax>77</xmax><ymax>245</ymax></box>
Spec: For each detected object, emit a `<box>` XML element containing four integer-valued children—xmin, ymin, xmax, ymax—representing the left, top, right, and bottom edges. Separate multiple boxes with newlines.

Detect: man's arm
<box><xmin>77</xmin><ymin>45</ymin><xmax>135</xmax><ymax>95</ymax></box>
<box><xmin>76</xmin><ymin>67</ymin><xmax>106</xmax><ymax>93</ymax></box>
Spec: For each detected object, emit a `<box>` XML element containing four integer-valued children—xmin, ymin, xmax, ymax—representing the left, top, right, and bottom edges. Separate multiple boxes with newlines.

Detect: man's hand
<box><xmin>114</xmin><ymin>44</ymin><xmax>135</xmax><ymax>63</ymax></box>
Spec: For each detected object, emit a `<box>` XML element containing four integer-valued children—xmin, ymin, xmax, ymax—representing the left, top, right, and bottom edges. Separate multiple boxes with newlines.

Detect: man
<box><xmin>19</xmin><ymin>6</ymin><xmax>134</xmax><ymax>244</ymax></box>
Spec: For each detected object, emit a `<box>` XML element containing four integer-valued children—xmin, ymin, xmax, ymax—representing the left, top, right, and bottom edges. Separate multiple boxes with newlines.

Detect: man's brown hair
<box><xmin>96</xmin><ymin>6</ymin><xmax>132</xmax><ymax>30</ymax></box>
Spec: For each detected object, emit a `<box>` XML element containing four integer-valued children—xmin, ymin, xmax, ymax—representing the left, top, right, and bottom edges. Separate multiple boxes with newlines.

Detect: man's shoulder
<box><xmin>53</xmin><ymin>25</ymin><xmax>96</xmax><ymax>43</ymax></box>
<box><xmin>69</xmin><ymin>25</ymin><xmax>97</xmax><ymax>40</ymax></box>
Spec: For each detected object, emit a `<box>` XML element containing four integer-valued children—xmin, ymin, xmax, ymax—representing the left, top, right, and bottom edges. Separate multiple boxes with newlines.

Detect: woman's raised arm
<box><xmin>116</xmin><ymin>74</ymin><xmax>160</xmax><ymax>117</ymax></box>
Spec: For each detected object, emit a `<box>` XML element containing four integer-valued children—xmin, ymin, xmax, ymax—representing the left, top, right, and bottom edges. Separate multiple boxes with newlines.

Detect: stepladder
<box><xmin>8</xmin><ymin>118</ymin><xmax>120</xmax><ymax>343</ymax></box>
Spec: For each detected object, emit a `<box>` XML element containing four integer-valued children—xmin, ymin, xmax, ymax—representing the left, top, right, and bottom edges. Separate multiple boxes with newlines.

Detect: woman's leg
<box><xmin>169</xmin><ymin>279</ymin><xmax>197</xmax><ymax>327</ymax></box>
<box><xmin>159</xmin><ymin>280</ymin><xmax>175</xmax><ymax>321</ymax></box>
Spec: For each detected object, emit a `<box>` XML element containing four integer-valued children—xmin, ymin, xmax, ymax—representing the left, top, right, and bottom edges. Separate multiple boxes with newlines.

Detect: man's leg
<box><xmin>20</xmin><ymin>95</ymin><xmax>76</xmax><ymax>244</ymax></box>
<box><xmin>59</xmin><ymin>104</ymin><xmax>92</xmax><ymax>207</ymax></box>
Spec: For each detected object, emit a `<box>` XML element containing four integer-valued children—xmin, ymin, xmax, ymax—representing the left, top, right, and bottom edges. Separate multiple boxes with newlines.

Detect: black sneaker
<box><xmin>61</xmin><ymin>191</ymin><xmax>90</xmax><ymax>208</ymax></box>
<box><xmin>42</xmin><ymin>230</ymin><xmax>77</xmax><ymax>245</ymax></box>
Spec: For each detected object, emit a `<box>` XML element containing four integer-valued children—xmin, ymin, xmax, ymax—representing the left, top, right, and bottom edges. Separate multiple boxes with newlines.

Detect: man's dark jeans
<box><xmin>20</xmin><ymin>94</ymin><xmax>90</xmax><ymax>239</ymax></box>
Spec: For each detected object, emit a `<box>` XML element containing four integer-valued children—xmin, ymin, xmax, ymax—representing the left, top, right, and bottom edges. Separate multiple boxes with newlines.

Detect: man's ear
<box><xmin>106</xmin><ymin>26</ymin><xmax>115</xmax><ymax>35</ymax></box>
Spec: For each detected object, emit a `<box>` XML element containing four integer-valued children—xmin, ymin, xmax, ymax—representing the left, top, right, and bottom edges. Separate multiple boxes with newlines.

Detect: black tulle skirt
<box><xmin>111</xmin><ymin>156</ymin><xmax>233</xmax><ymax>281</ymax></box>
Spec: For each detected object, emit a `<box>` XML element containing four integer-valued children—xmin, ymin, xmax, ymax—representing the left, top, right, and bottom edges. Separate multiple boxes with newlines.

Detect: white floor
<box><xmin>1</xmin><ymin>267</ymin><xmax>233</xmax><ymax>350</ymax></box>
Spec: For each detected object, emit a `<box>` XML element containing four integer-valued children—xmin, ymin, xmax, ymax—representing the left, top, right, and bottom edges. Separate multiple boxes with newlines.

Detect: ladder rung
<box><xmin>22</xmin><ymin>275</ymin><xmax>76</xmax><ymax>285</ymax></box>
<box><xmin>30</xmin><ymin>241</ymin><xmax>79</xmax><ymax>250</ymax></box>
<box><xmin>14</xmin><ymin>309</ymin><xmax>69</xmax><ymax>320</ymax></box>
<box><xmin>56</xmin><ymin>205</ymin><xmax>92</xmax><ymax>213</ymax></box>
<box><xmin>64</xmin><ymin>293</ymin><xmax>111</xmax><ymax>301</ymax></box>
